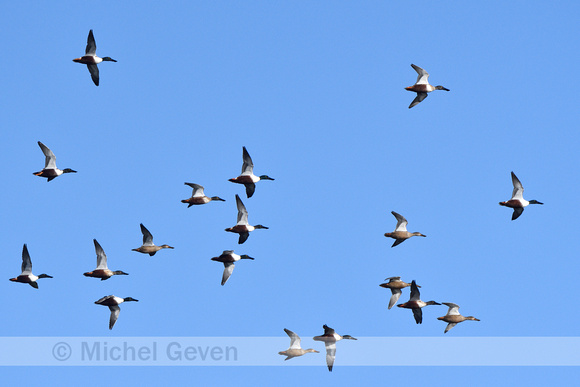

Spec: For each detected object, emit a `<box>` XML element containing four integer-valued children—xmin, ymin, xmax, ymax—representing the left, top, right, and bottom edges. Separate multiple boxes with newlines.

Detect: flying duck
<box><xmin>132</xmin><ymin>224</ymin><xmax>174</xmax><ymax>256</ymax></box>
<box><xmin>211</xmin><ymin>250</ymin><xmax>254</xmax><ymax>285</ymax></box>
<box><xmin>278</xmin><ymin>328</ymin><xmax>319</xmax><ymax>361</ymax></box>
<box><xmin>181</xmin><ymin>183</ymin><xmax>225</xmax><ymax>207</ymax></box>
<box><xmin>229</xmin><ymin>146</ymin><xmax>274</xmax><ymax>198</ymax></box>
<box><xmin>94</xmin><ymin>295</ymin><xmax>138</xmax><ymax>330</ymax></box>
<box><xmin>437</xmin><ymin>302</ymin><xmax>480</xmax><ymax>333</ymax></box>
<box><xmin>73</xmin><ymin>29</ymin><xmax>117</xmax><ymax>86</ymax></box>
<box><xmin>384</xmin><ymin>211</ymin><xmax>426</xmax><ymax>247</ymax></box>
<box><xmin>397</xmin><ymin>280</ymin><xmax>440</xmax><ymax>324</ymax></box>
<box><xmin>313</xmin><ymin>324</ymin><xmax>357</xmax><ymax>372</ymax></box>
<box><xmin>32</xmin><ymin>141</ymin><xmax>76</xmax><ymax>182</ymax></box>
<box><xmin>84</xmin><ymin>239</ymin><xmax>128</xmax><ymax>280</ymax></box>
<box><xmin>405</xmin><ymin>64</ymin><xmax>449</xmax><ymax>108</ymax></box>
<box><xmin>9</xmin><ymin>244</ymin><xmax>53</xmax><ymax>289</ymax></box>
<box><xmin>499</xmin><ymin>171</ymin><xmax>543</xmax><ymax>220</ymax></box>
<box><xmin>379</xmin><ymin>277</ymin><xmax>420</xmax><ymax>309</ymax></box>
<box><xmin>224</xmin><ymin>194</ymin><xmax>268</xmax><ymax>244</ymax></box>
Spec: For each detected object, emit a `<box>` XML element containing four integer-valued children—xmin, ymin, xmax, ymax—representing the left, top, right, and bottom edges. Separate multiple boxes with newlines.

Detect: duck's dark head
<box><xmin>435</xmin><ymin>85</ymin><xmax>449</xmax><ymax>91</ymax></box>
<box><xmin>63</xmin><ymin>168</ymin><xmax>77</xmax><ymax>173</ymax></box>
<box><xmin>113</xmin><ymin>271</ymin><xmax>129</xmax><ymax>276</ymax></box>
<box><xmin>254</xmin><ymin>225</ymin><xmax>269</xmax><ymax>229</ymax></box>
<box><xmin>426</xmin><ymin>301</ymin><xmax>441</xmax><ymax>306</ymax></box>
<box><xmin>211</xmin><ymin>196</ymin><xmax>226</xmax><ymax>202</ymax></box>
<box><xmin>123</xmin><ymin>297</ymin><xmax>139</xmax><ymax>302</ymax></box>
<box><xmin>38</xmin><ymin>274</ymin><xmax>53</xmax><ymax>279</ymax></box>
<box><xmin>240</xmin><ymin>255</ymin><xmax>255</xmax><ymax>260</ymax></box>
<box><xmin>529</xmin><ymin>200</ymin><xmax>543</xmax><ymax>205</ymax></box>
<box><xmin>259</xmin><ymin>175</ymin><xmax>274</xmax><ymax>181</ymax></box>
<box><xmin>102</xmin><ymin>57</ymin><xmax>117</xmax><ymax>62</ymax></box>
<box><xmin>342</xmin><ymin>335</ymin><xmax>357</xmax><ymax>340</ymax></box>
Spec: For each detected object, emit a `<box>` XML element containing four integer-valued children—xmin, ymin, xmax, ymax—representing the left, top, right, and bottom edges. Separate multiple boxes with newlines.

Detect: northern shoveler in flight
<box><xmin>33</xmin><ymin>141</ymin><xmax>76</xmax><ymax>182</ymax></box>
<box><xmin>225</xmin><ymin>194</ymin><xmax>268</xmax><ymax>244</ymax></box>
<box><xmin>437</xmin><ymin>302</ymin><xmax>480</xmax><ymax>333</ymax></box>
<box><xmin>380</xmin><ymin>277</ymin><xmax>420</xmax><ymax>309</ymax></box>
<box><xmin>211</xmin><ymin>250</ymin><xmax>254</xmax><ymax>285</ymax></box>
<box><xmin>313</xmin><ymin>324</ymin><xmax>357</xmax><ymax>372</ymax></box>
<box><xmin>9</xmin><ymin>244</ymin><xmax>53</xmax><ymax>289</ymax></box>
<box><xmin>405</xmin><ymin>64</ymin><xmax>449</xmax><ymax>108</ymax></box>
<box><xmin>499</xmin><ymin>171</ymin><xmax>543</xmax><ymax>220</ymax></box>
<box><xmin>229</xmin><ymin>146</ymin><xmax>274</xmax><ymax>198</ymax></box>
<box><xmin>132</xmin><ymin>224</ymin><xmax>174</xmax><ymax>256</ymax></box>
<box><xmin>94</xmin><ymin>295</ymin><xmax>138</xmax><ymax>330</ymax></box>
<box><xmin>84</xmin><ymin>239</ymin><xmax>128</xmax><ymax>280</ymax></box>
<box><xmin>384</xmin><ymin>211</ymin><xmax>426</xmax><ymax>247</ymax></box>
<box><xmin>181</xmin><ymin>183</ymin><xmax>225</xmax><ymax>207</ymax></box>
<box><xmin>278</xmin><ymin>328</ymin><xmax>319</xmax><ymax>361</ymax></box>
<box><xmin>397</xmin><ymin>280</ymin><xmax>440</xmax><ymax>324</ymax></box>
<box><xmin>73</xmin><ymin>30</ymin><xmax>117</xmax><ymax>86</ymax></box>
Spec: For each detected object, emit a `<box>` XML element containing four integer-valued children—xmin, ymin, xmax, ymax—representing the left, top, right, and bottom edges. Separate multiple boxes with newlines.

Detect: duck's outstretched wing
<box><xmin>411</xmin><ymin>64</ymin><xmax>429</xmax><ymax>84</ymax></box>
<box><xmin>86</xmin><ymin>30</ymin><xmax>97</xmax><ymax>55</ymax></box>
<box><xmin>221</xmin><ymin>262</ymin><xmax>235</xmax><ymax>285</ymax></box>
<box><xmin>38</xmin><ymin>141</ymin><xmax>57</xmax><ymax>169</ymax></box>
<box><xmin>87</xmin><ymin>64</ymin><xmax>99</xmax><ymax>86</ymax></box>
<box><xmin>409</xmin><ymin>92</ymin><xmax>428</xmax><ymax>108</ymax></box>
<box><xmin>108</xmin><ymin>305</ymin><xmax>120</xmax><ymax>330</ymax></box>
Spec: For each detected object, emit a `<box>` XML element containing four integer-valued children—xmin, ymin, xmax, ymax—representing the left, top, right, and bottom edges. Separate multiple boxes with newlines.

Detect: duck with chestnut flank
<box><xmin>32</xmin><ymin>141</ymin><xmax>76</xmax><ymax>182</ymax></box>
<box><xmin>9</xmin><ymin>244</ymin><xmax>53</xmax><ymax>289</ymax></box>
<box><xmin>499</xmin><ymin>171</ymin><xmax>543</xmax><ymax>220</ymax></box>
<box><xmin>313</xmin><ymin>324</ymin><xmax>357</xmax><ymax>372</ymax></box>
<box><xmin>84</xmin><ymin>239</ymin><xmax>128</xmax><ymax>280</ymax></box>
<box><xmin>405</xmin><ymin>64</ymin><xmax>449</xmax><ymax>108</ymax></box>
<box><xmin>229</xmin><ymin>146</ymin><xmax>274</xmax><ymax>198</ymax></box>
<box><xmin>397</xmin><ymin>280</ymin><xmax>440</xmax><ymax>324</ymax></box>
<box><xmin>73</xmin><ymin>30</ymin><xmax>117</xmax><ymax>86</ymax></box>
<box><xmin>225</xmin><ymin>195</ymin><xmax>268</xmax><ymax>244</ymax></box>
<box><xmin>94</xmin><ymin>295</ymin><xmax>138</xmax><ymax>330</ymax></box>
<box><xmin>211</xmin><ymin>250</ymin><xmax>254</xmax><ymax>285</ymax></box>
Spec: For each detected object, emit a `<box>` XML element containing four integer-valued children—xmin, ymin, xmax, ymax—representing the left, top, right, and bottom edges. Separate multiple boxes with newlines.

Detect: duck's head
<box><xmin>465</xmin><ymin>316</ymin><xmax>481</xmax><ymax>321</ymax></box>
<box><xmin>160</xmin><ymin>245</ymin><xmax>174</xmax><ymax>249</ymax></box>
<box><xmin>342</xmin><ymin>335</ymin><xmax>357</xmax><ymax>340</ymax></box>
<box><xmin>426</xmin><ymin>301</ymin><xmax>441</xmax><ymax>306</ymax></box>
<box><xmin>123</xmin><ymin>297</ymin><xmax>139</xmax><ymax>302</ymax></box>
<box><xmin>435</xmin><ymin>85</ymin><xmax>449</xmax><ymax>91</ymax></box>
<box><xmin>413</xmin><ymin>232</ymin><xmax>427</xmax><ymax>237</ymax></box>
<box><xmin>113</xmin><ymin>271</ymin><xmax>129</xmax><ymax>276</ymax></box>
<box><xmin>305</xmin><ymin>349</ymin><xmax>320</xmax><ymax>353</ymax></box>
<box><xmin>102</xmin><ymin>57</ymin><xmax>117</xmax><ymax>62</ymax></box>
<box><xmin>259</xmin><ymin>175</ymin><xmax>275</xmax><ymax>181</ymax></box>
<box><xmin>211</xmin><ymin>196</ymin><xmax>226</xmax><ymax>202</ymax></box>
<box><xmin>240</xmin><ymin>255</ymin><xmax>255</xmax><ymax>260</ymax></box>
<box><xmin>63</xmin><ymin>168</ymin><xmax>77</xmax><ymax>174</ymax></box>
<box><xmin>38</xmin><ymin>274</ymin><xmax>53</xmax><ymax>279</ymax></box>
<box><xmin>254</xmin><ymin>225</ymin><xmax>269</xmax><ymax>229</ymax></box>
<box><xmin>529</xmin><ymin>200</ymin><xmax>543</xmax><ymax>205</ymax></box>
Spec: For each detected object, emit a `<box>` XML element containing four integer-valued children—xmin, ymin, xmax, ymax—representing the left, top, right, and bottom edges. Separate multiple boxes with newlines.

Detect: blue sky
<box><xmin>1</xmin><ymin>1</ymin><xmax>579</xmax><ymax>385</ymax></box>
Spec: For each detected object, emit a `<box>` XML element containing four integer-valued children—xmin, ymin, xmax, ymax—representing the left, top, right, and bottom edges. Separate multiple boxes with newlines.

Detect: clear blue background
<box><xmin>1</xmin><ymin>1</ymin><xmax>578</xmax><ymax>385</ymax></box>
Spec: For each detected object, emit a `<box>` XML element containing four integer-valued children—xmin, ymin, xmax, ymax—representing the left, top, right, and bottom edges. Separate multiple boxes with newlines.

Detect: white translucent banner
<box><xmin>0</xmin><ymin>337</ymin><xmax>577</xmax><ymax>366</ymax></box>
